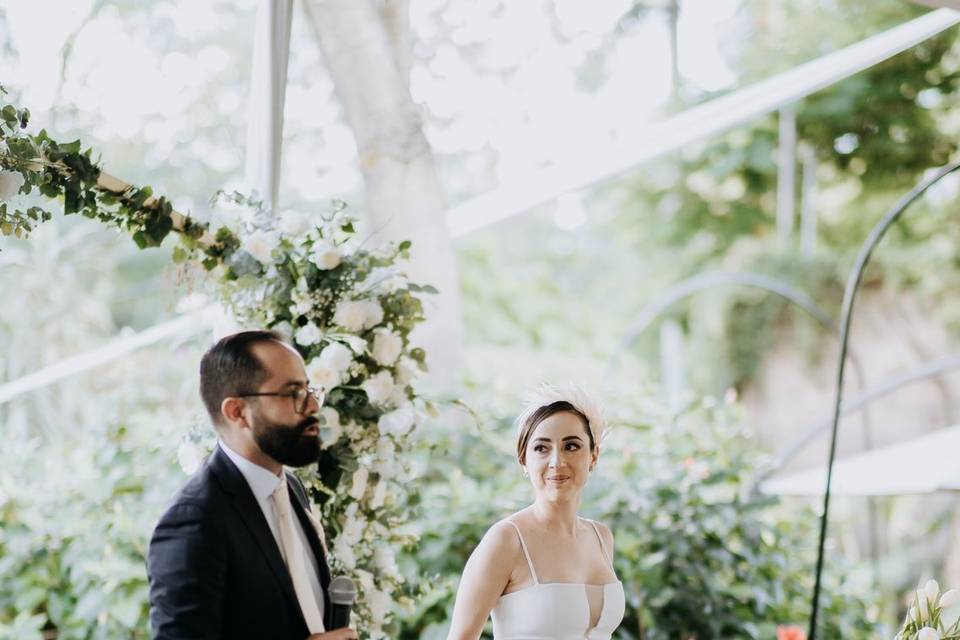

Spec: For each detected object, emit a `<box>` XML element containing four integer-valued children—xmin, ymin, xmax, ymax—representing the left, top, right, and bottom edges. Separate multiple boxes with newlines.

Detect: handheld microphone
<box><xmin>329</xmin><ymin>576</ymin><xmax>357</xmax><ymax>630</ymax></box>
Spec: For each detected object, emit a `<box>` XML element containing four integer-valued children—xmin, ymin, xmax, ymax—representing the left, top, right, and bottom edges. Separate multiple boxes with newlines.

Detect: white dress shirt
<box><xmin>218</xmin><ymin>441</ymin><xmax>325</xmax><ymax>619</ymax></box>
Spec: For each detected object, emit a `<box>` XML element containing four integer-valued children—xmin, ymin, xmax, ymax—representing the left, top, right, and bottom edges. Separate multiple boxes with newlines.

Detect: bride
<box><xmin>447</xmin><ymin>384</ymin><xmax>625</xmax><ymax>640</ymax></box>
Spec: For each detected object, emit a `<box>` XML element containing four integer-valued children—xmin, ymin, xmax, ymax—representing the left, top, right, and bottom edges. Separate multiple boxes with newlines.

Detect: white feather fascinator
<box><xmin>515</xmin><ymin>382</ymin><xmax>608</xmax><ymax>448</ymax></box>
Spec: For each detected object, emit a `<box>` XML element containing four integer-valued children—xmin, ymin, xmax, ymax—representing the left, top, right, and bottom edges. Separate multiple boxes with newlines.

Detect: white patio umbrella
<box><xmin>760</xmin><ymin>425</ymin><xmax>960</xmax><ymax>496</ymax></box>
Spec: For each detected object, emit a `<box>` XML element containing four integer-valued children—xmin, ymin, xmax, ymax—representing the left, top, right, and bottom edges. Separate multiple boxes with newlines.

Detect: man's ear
<box><xmin>221</xmin><ymin>397</ymin><xmax>247</xmax><ymax>426</ymax></box>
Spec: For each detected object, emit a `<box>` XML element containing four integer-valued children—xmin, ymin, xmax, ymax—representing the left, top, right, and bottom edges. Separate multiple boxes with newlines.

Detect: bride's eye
<box><xmin>565</xmin><ymin>443</ymin><xmax>581</xmax><ymax>451</ymax></box>
<box><xmin>532</xmin><ymin>444</ymin><xmax>548</xmax><ymax>453</ymax></box>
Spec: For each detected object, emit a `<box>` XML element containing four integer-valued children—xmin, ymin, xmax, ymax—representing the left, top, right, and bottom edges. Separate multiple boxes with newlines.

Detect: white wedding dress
<box><xmin>490</xmin><ymin>520</ymin><xmax>625</xmax><ymax>640</ymax></box>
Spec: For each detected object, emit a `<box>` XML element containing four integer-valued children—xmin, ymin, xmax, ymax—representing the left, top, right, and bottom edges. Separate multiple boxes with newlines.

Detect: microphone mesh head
<box><xmin>329</xmin><ymin>576</ymin><xmax>357</xmax><ymax>606</ymax></box>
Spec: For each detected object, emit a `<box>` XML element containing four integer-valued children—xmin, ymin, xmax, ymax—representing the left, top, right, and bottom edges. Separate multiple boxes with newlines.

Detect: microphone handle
<box><xmin>330</xmin><ymin>603</ymin><xmax>351</xmax><ymax>630</ymax></box>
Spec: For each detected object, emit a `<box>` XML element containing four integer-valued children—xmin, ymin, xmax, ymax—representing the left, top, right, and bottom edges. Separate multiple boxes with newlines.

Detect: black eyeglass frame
<box><xmin>236</xmin><ymin>385</ymin><xmax>323</xmax><ymax>415</ymax></box>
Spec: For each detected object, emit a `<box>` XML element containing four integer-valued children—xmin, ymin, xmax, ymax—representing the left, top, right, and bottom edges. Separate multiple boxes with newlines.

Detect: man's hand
<box><xmin>307</xmin><ymin>629</ymin><xmax>358</xmax><ymax>640</ymax></box>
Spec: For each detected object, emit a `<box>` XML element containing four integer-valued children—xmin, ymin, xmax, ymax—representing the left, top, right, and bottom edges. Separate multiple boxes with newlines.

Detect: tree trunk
<box><xmin>303</xmin><ymin>0</ymin><xmax>463</xmax><ymax>382</ymax></box>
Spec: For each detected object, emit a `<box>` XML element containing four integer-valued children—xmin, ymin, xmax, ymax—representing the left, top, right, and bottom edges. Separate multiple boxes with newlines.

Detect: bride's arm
<box><xmin>446</xmin><ymin>521</ymin><xmax>519</xmax><ymax>640</ymax></box>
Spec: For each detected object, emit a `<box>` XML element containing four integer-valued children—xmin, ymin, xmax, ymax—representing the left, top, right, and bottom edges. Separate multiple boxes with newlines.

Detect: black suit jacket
<box><xmin>147</xmin><ymin>445</ymin><xmax>332</xmax><ymax>640</ymax></box>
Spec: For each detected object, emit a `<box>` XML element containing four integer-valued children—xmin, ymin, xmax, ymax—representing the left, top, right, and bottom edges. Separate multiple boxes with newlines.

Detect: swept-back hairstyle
<box><xmin>199</xmin><ymin>330</ymin><xmax>286</xmax><ymax>426</ymax></box>
<box><xmin>514</xmin><ymin>383</ymin><xmax>608</xmax><ymax>464</ymax></box>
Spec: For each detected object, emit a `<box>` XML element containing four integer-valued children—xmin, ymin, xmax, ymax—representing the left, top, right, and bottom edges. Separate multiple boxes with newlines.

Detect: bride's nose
<box><xmin>548</xmin><ymin>449</ymin><xmax>561</xmax><ymax>468</ymax></box>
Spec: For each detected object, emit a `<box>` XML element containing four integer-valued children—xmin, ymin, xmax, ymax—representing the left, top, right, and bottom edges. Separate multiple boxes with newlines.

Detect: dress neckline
<box><xmin>500</xmin><ymin>579</ymin><xmax>623</xmax><ymax>599</ymax></box>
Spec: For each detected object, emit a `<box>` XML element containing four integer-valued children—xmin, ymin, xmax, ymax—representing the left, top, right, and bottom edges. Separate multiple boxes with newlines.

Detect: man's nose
<box><xmin>305</xmin><ymin>389</ymin><xmax>322</xmax><ymax>414</ymax></box>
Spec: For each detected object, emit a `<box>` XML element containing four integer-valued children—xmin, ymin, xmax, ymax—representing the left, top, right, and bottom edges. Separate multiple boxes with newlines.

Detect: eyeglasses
<box><xmin>237</xmin><ymin>385</ymin><xmax>323</xmax><ymax>415</ymax></box>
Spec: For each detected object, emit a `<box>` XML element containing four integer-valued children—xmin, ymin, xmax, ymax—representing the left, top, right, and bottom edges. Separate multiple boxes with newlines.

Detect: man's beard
<box><xmin>251</xmin><ymin>414</ymin><xmax>320</xmax><ymax>468</ymax></box>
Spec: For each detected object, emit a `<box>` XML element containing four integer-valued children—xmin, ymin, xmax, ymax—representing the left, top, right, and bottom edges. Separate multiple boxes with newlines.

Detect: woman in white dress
<box><xmin>447</xmin><ymin>384</ymin><xmax>625</xmax><ymax>640</ymax></box>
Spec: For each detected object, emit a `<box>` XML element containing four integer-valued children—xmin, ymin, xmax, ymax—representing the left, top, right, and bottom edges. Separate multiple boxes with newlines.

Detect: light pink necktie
<box><xmin>271</xmin><ymin>474</ymin><xmax>325</xmax><ymax>633</ymax></box>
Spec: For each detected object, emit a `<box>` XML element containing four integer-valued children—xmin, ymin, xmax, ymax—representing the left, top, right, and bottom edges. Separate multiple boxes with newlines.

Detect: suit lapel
<box><xmin>208</xmin><ymin>447</ymin><xmax>301</xmax><ymax>614</ymax></box>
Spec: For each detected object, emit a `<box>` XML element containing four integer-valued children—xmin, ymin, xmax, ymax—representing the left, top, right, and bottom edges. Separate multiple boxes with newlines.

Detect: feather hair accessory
<box><xmin>515</xmin><ymin>382</ymin><xmax>608</xmax><ymax>447</ymax></box>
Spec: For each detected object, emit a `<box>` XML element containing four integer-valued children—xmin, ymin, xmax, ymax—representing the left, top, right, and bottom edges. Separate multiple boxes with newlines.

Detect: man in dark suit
<box><xmin>148</xmin><ymin>330</ymin><xmax>357</xmax><ymax>640</ymax></box>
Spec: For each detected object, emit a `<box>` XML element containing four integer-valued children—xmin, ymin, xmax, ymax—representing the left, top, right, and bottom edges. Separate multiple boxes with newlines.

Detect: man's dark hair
<box><xmin>199</xmin><ymin>330</ymin><xmax>286</xmax><ymax>426</ymax></box>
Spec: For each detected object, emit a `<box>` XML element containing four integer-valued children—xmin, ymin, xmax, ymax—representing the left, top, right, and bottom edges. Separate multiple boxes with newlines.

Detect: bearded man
<box><xmin>147</xmin><ymin>330</ymin><xmax>357</xmax><ymax>640</ymax></box>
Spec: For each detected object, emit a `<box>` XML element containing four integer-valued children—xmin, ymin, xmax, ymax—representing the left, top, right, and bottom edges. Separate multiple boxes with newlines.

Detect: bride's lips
<box><xmin>547</xmin><ymin>475</ymin><xmax>570</xmax><ymax>483</ymax></box>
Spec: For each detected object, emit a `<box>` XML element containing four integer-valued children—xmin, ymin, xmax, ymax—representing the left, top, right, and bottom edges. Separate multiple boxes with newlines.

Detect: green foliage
<box><xmin>395</xmin><ymin>392</ymin><xmax>878</xmax><ymax>639</ymax></box>
<box><xmin>610</xmin><ymin>1</ymin><xmax>960</xmax><ymax>394</ymax></box>
<box><xmin>0</xmin><ymin>89</ymin><xmax>236</xmax><ymax>266</ymax></box>
<box><xmin>0</xmin><ymin>415</ymin><xmax>186</xmax><ymax>640</ymax></box>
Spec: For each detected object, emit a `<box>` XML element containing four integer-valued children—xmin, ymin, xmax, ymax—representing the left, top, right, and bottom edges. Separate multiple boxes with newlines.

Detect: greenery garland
<box><xmin>0</xmin><ymin>84</ymin><xmax>433</xmax><ymax>638</ymax></box>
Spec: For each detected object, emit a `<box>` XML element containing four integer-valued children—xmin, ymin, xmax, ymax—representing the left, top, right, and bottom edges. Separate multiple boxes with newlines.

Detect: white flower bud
<box><xmin>939</xmin><ymin>589</ymin><xmax>959</xmax><ymax>609</ymax></box>
<box><xmin>348</xmin><ymin>467</ymin><xmax>369</xmax><ymax>501</ymax></box>
<box><xmin>917</xmin><ymin>627</ymin><xmax>940</xmax><ymax>640</ymax></box>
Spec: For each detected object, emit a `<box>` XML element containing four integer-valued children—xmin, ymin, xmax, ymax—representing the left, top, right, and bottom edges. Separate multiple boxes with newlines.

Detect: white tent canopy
<box><xmin>760</xmin><ymin>425</ymin><xmax>960</xmax><ymax>496</ymax></box>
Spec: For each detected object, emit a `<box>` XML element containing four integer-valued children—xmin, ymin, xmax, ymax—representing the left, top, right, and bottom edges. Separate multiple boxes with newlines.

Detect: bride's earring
<box><xmin>522</xmin><ymin>467</ymin><xmax>529</xmax><ymax>478</ymax></box>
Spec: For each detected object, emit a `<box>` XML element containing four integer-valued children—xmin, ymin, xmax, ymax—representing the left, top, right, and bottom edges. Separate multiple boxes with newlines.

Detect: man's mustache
<box><xmin>296</xmin><ymin>416</ymin><xmax>320</xmax><ymax>433</ymax></box>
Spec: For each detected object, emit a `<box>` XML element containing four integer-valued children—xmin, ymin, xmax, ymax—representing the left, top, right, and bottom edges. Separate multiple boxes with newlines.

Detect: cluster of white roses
<box><xmin>213</xmin><ymin>210</ymin><xmax>428</xmax><ymax>638</ymax></box>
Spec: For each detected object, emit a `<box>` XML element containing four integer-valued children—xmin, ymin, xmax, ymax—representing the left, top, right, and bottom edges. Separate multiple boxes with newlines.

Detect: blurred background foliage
<box><xmin>2</xmin><ymin>0</ymin><xmax>960</xmax><ymax>637</ymax></box>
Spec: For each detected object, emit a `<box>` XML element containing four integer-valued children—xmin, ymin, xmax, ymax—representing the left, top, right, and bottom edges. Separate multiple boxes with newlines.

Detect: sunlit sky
<box><xmin>2</xmin><ymin>0</ymin><xmax>739</xmax><ymax>212</ymax></box>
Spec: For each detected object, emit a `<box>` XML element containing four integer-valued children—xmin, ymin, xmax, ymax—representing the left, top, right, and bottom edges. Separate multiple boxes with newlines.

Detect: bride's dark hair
<box><xmin>516</xmin><ymin>401</ymin><xmax>594</xmax><ymax>464</ymax></box>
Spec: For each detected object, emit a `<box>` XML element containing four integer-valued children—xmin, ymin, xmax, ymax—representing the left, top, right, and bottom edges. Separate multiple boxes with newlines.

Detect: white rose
<box><xmin>241</xmin><ymin>229</ymin><xmax>278</xmax><ymax>264</ymax></box>
<box><xmin>370</xmin><ymin>480</ymin><xmax>388</xmax><ymax>509</ymax></box>
<box><xmin>348</xmin><ymin>466</ymin><xmax>369</xmax><ymax>501</ymax></box>
<box><xmin>310</xmin><ymin>241</ymin><xmax>342</xmax><ymax>270</ymax></box>
<box><xmin>362</xmin><ymin>370</ymin><xmax>395</xmax><ymax>405</ymax></box>
<box><xmin>318</xmin><ymin>407</ymin><xmax>342</xmax><ymax>448</ymax></box>
<box><xmin>333</xmin><ymin>536</ymin><xmax>356</xmax><ymax>570</ymax></box>
<box><xmin>271</xmin><ymin>321</ymin><xmax>293</xmax><ymax>340</ymax></box>
<box><xmin>362</xmin><ymin>299</ymin><xmax>384</xmax><ymax>329</ymax></box>
<box><xmin>388</xmin><ymin>385</ymin><xmax>409</xmax><ymax>408</ymax></box>
<box><xmin>371</xmin><ymin>329</ymin><xmax>403</xmax><ymax>366</ymax></box>
<box><xmin>306</xmin><ymin>359</ymin><xmax>341</xmax><ymax>390</ymax></box>
<box><xmin>278</xmin><ymin>211</ymin><xmax>312</xmax><ymax>236</ymax></box>
<box><xmin>378</xmin><ymin>406</ymin><xmax>414</xmax><ymax>436</ymax></box>
<box><xmin>333</xmin><ymin>300</ymin><xmax>367</xmax><ymax>332</ymax></box>
<box><xmin>918</xmin><ymin>628</ymin><xmax>941</xmax><ymax>640</ymax></box>
<box><xmin>319</xmin><ymin>341</ymin><xmax>353</xmax><ymax>373</ymax></box>
<box><xmin>177</xmin><ymin>441</ymin><xmax>207</xmax><ymax>475</ymax></box>
<box><xmin>940</xmin><ymin>589</ymin><xmax>959</xmax><ymax>608</ymax></box>
<box><xmin>926</xmin><ymin>579</ymin><xmax>940</xmax><ymax>603</ymax></box>
<box><xmin>295</xmin><ymin>322</ymin><xmax>322</xmax><ymax>347</ymax></box>
<box><xmin>374</xmin><ymin>545</ymin><xmax>399</xmax><ymax>577</ymax></box>
<box><xmin>368</xmin><ymin>589</ymin><xmax>392</xmax><ymax>624</ymax></box>
<box><xmin>355</xmin><ymin>569</ymin><xmax>375</xmax><ymax>594</ymax></box>
<box><xmin>341</xmin><ymin>511</ymin><xmax>365</xmax><ymax>545</ymax></box>
<box><xmin>395</xmin><ymin>357</ymin><xmax>420</xmax><ymax>386</ymax></box>
<box><xmin>0</xmin><ymin>170</ymin><xmax>25</xmax><ymax>201</ymax></box>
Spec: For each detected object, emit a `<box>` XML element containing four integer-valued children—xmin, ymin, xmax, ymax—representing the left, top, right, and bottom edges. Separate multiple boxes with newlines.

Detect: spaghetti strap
<box><xmin>505</xmin><ymin>520</ymin><xmax>539</xmax><ymax>584</ymax></box>
<box><xmin>587</xmin><ymin>519</ymin><xmax>613</xmax><ymax>568</ymax></box>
